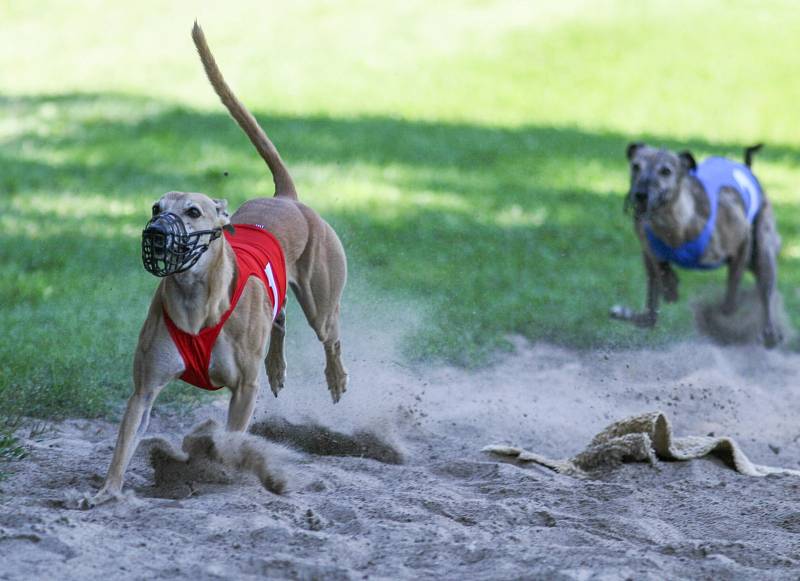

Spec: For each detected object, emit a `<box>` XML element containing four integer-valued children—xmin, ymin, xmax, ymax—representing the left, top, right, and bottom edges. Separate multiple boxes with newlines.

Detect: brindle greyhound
<box><xmin>610</xmin><ymin>142</ymin><xmax>782</xmax><ymax>347</ymax></box>
<box><xmin>85</xmin><ymin>23</ymin><xmax>348</xmax><ymax>506</ymax></box>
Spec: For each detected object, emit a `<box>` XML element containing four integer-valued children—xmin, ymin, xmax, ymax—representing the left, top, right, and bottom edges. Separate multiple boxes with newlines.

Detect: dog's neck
<box><xmin>645</xmin><ymin>176</ymin><xmax>710</xmax><ymax>247</ymax></box>
<box><xmin>160</xmin><ymin>237</ymin><xmax>237</xmax><ymax>334</ymax></box>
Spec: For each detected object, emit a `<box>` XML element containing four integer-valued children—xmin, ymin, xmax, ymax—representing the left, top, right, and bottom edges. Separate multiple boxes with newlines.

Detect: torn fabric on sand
<box><xmin>483</xmin><ymin>411</ymin><xmax>800</xmax><ymax>478</ymax></box>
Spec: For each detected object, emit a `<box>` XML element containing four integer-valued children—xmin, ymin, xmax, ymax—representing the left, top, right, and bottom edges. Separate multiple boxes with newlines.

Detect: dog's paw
<box><xmin>328</xmin><ymin>384</ymin><xmax>347</xmax><ymax>404</ymax></box>
<box><xmin>267</xmin><ymin>358</ymin><xmax>287</xmax><ymax>398</ymax></box>
<box><xmin>324</xmin><ymin>357</ymin><xmax>348</xmax><ymax>403</ymax></box>
<box><xmin>611</xmin><ymin>305</ymin><xmax>657</xmax><ymax>328</ymax></box>
<box><xmin>74</xmin><ymin>486</ymin><xmax>123</xmax><ymax>510</ymax></box>
<box><xmin>609</xmin><ymin>304</ymin><xmax>633</xmax><ymax>321</ymax></box>
<box><xmin>268</xmin><ymin>375</ymin><xmax>285</xmax><ymax>398</ymax></box>
<box><xmin>326</xmin><ymin>373</ymin><xmax>348</xmax><ymax>404</ymax></box>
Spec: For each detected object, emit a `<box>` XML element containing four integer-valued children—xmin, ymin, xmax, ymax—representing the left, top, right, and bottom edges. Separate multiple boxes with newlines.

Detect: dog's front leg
<box><xmin>610</xmin><ymin>251</ymin><xmax>660</xmax><ymax>327</ymax></box>
<box><xmin>227</xmin><ymin>380</ymin><xmax>260</xmax><ymax>432</ymax></box>
<box><xmin>638</xmin><ymin>252</ymin><xmax>661</xmax><ymax>327</ymax></box>
<box><xmin>86</xmin><ymin>381</ymin><xmax>167</xmax><ymax>507</ymax></box>
<box><xmin>721</xmin><ymin>239</ymin><xmax>749</xmax><ymax>315</ymax></box>
<box><xmin>84</xmin><ymin>329</ymin><xmax>178</xmax><ymax>508</ymax></box>
<box><xmin>659</xmin><ymin>262</ymin><xmax>679</xmax><ymax>303</ymax></box>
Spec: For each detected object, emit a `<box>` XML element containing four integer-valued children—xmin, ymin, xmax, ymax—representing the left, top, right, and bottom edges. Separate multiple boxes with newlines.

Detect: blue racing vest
<box><xmin>644</xmin><ymin>157</ymin><xmax>762</xmax><ymax>270</ymax></box>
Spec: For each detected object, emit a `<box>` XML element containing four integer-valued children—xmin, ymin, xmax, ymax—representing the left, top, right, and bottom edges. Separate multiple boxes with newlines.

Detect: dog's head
<box><xmin>142</xmin><ymin>191</ymin><xmax>231</xmax><ymax>277</ymax></box>
<box><xmin>625</xmin><ymin>143</ymin><xmax>696</xmax><ymax>217</ymax></box>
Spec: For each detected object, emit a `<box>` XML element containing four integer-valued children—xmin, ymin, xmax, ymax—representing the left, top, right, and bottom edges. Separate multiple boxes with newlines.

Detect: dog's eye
<box><xmin>151</xmin><ymin>204</ymin><xmax>160</xmax><ymax>216</ymax></box>
<box><xmin>631</xmin><ymin>163</ymin><xmax>641</xmax><ymax>173</ymax></box>
<box><xmin>658</xmin><ymin>167</ymin><xmax>673</xmax><ymax>177</ymax></box>
<box><xmin>186</xmin><ymin>207</ymin><xmax>202</xmax><ymax>219</ymax></box>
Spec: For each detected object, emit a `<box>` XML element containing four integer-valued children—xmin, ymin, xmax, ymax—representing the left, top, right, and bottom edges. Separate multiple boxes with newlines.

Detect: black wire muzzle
<box><xmin>141</xmin><ymin>212</ymin><xmax>222</xmax><ymax>277</ymax></box>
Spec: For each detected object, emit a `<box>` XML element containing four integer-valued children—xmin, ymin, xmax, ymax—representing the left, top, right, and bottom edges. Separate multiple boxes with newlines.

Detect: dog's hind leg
<box><xmin>721</xmin><ymin>238</ymin><xmax>750</xmax><ymax>315</ymax></box>
<box><xmin>266</xmin><ymin>308</ymin><xmax>287</xmax><ymax>397</ymax></box>
<box><xmin>291</xmin><ymin>240</ymin><xmax>348</xmax><ymax>403</ymax></box>
<box><xmin>293</xmin><ymin>279</ymin><xmax>348</xmax><ymax>403</ymax></box>
<box><xmin>322</xmin><ymin>325</ymin><xmax>347</xmax><ymax>403</ymax></box>
<box><xmin>752</xmin><ymin>203</ymin><xmax>782</xmax><ymax>348</ymax></box>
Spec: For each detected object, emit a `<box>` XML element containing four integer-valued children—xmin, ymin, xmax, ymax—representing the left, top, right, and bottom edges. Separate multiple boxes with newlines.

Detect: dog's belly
<box><xmin>703</xmin><ymin>193</ymin><xmax>752</xmax><ymax>266</ymax></box>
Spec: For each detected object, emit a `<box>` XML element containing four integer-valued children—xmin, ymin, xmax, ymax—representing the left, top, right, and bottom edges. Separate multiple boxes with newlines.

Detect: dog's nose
<box><xmin>634</xmin><ymin>190</ymin><xmax>648</xmax><ymax>202</ymax></box>
<box><xmin>144</xmin><ymin>221</ymin><xmax>168</xmax><ymax>235</ymax></box>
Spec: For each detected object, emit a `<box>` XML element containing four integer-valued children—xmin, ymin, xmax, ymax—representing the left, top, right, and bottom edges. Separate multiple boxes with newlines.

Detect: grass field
<box><xmin>1</xmin><ymin>0</ymin><xmax>799</xmax><ymax>437</ymax></box>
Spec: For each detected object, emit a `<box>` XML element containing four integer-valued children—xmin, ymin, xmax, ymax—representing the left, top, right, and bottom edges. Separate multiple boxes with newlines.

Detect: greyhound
<box><xmin>610</xmin><ymin>142</ymin><xmax>782</xmax><ymax>347</ymax></box>
<box><xmin>85</xmin><ymin>23</ymin><xmax>348</xmax><ymax>506</ymax></box>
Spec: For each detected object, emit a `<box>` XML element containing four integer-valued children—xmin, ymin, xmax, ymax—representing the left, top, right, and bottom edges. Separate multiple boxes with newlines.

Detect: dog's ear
<box><xmin>626</xmin><ymin>142</ymin><xmax>644</xmax><ymax>160</ymax></box>
<box><xmin>678</xmin><ymin>151</ymin><xmax>697</xmax><ymax>171</ymax></box>
<box><xmin>213</xmin><ymin>199</ymin><xmax>230</xmax><ymax>223</ymax></box>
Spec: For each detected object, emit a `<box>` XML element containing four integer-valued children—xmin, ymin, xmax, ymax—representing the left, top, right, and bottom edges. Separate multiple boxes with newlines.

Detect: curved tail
<box><xmin>744</xmin><ymin>143</ymin><xmax>763</xmax><ymax>168</ymax></box>
<box><xmin>192</xmin><ymin>22</ymin><xmax>297</xmax><ymax>199</ymax></box>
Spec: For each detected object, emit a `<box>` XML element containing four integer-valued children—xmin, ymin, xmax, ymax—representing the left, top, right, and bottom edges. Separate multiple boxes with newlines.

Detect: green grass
<box><xmin>0</xmin><ymin>382</ymin><xmax>25</xmax><ymax>477</ymax></box>
<box><xmin>1</xmin><ymin>0</ymin><xmax>800</xmax><ymax>425</ymax></box>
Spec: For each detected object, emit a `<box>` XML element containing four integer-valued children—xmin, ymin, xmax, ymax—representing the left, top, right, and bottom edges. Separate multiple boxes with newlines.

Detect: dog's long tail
<box><xmin>744</xmin><ymin>143</ymin><xmax>763</xmax><ymax>168</ymax></box>
<box><xmin>191</xmin><ymin>22</ymin><xmax>298</xmax><ymax>200</ymax></box>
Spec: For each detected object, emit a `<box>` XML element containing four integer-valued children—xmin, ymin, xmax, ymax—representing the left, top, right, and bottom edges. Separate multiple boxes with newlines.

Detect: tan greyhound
<box><xmin>85</xmin><ymin>23</ymin><xmax>348</xmax><ymax>506</ymax></box>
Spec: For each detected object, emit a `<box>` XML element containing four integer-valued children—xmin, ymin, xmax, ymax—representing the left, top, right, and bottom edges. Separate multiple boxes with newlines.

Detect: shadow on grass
<box><xmin>2</xmin><ymin>92</ymin><xmax>799</xmax><ymax>416</ymax></box>
<box><xmin>5</xmin><ymin>92</ymin><xmax>800</xmax><ymax>183</ymax></box>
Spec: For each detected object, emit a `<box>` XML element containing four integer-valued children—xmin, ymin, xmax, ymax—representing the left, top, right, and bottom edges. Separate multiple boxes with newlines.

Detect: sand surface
<box><xmin>3</xmin><ymin>333</ymin><xmax>800</xmax><ymax>580</ymax></box>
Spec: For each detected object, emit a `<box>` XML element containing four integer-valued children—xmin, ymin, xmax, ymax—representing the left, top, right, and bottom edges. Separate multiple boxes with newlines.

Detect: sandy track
<box><xmin>3</xmin><ymin>338</ymin><xmax>800</xmax><ymax>580</ymax></box>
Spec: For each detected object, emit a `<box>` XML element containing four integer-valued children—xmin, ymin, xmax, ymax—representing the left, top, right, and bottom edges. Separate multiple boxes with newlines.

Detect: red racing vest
<box><xmin>164</xmin><ymin>224</ymin><xmax>287</xmax><ymax>390</ymax></box>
